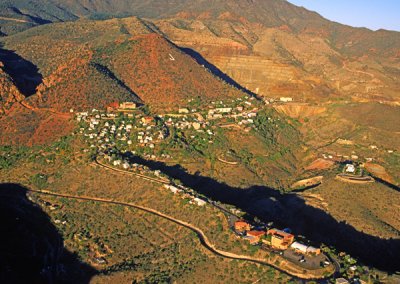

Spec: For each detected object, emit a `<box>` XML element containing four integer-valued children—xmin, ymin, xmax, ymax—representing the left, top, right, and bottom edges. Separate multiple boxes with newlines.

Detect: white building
<box><xmin>345</xmin><ymin>164</ymin><xmax>356</xmax><ymax>174</ymax></box>
<box><xmin>193</xmin><ymin>198</ymin><xmax>207</xmax><ymax>206</ymax></box>
<box><xmin>215</xmin><ymin>107</ymin><xmax>232</xmax><ymax>114</ymax></box>
<box><xmin>290</xmin><ymin>242</ymin><xmax>321</xmax><ymax>255</ymax></box>
<box><xmin>290</xmin><ymin>242</ymin><xmax>308</xmax><ymax>254</ymax></box>
<box><xmin>280</xmin><ymin>97</ymin><xmax>293</xmax><ymax>102</ymax></box>
<box><xmin>178</xmin><ymin>108</ymin><xmax>190</xmax><ymax>114</ymax></box>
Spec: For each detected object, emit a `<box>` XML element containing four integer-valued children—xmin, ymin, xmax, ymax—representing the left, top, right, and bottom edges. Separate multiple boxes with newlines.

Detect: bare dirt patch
<box><xmin>365</xmin><ymin>163</ymin><xmax>394</xmax><ymax>183</ymax></box>
<box><xmin>305</xmin><ymin>158</ymin><xmax>335</xmax><ymax>171</ymax></box>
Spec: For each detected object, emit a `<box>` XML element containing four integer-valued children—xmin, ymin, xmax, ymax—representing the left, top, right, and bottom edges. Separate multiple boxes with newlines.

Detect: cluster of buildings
<box><xmin>76</xmin><ymin>97</ymin><xmax>264</xmax><ymax>164</ymax></box>
<box><xmin>75</xmin><ymin>106</ymin><xmax>168</xmax><ymax>157</ymax></box>
<box><xmin>167</xmin><ymin>97</ymin><xmax>260</xmax><ymax>141</ymax></box>
<box><xmin>206</xmin><ymin>97</ymin><xmax>259</xmax><ymax>125</ymax></box>
<box><xmin>99</xmin><ymin>151</ymin><xmax>167</xmax><ymax>181</ymax></box>
<box><xmin>234</xmin><ymin>220</ymin><xmax>321</xmax><ymax>256</ymax></box>
<box><xmin>163</xmin><ymin>185</ymin><xmax>207</xmax><ymax>207</ymax></box>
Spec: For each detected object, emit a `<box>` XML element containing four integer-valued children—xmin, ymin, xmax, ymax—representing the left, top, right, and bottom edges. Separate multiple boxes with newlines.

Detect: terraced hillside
<box><xmin>154</xmin><ymin>17</ymin><xmax>399</xmax><ymax>103</ymax></box>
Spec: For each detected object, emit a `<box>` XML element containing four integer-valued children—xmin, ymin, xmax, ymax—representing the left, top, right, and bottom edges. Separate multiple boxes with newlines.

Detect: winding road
<box><xmin>26</xmin><ymin>188</ymin><xmax>334</xmax><ymax>280</ymax></box>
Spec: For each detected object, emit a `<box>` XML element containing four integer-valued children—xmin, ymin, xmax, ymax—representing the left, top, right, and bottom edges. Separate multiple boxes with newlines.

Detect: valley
<box><xmin>1</xmin><ymin>98</ymin><xmax>400</xmax><ymax>282</ymax></box>
<box><xmin>0</xmin><ymin>0</ymin><xmax>399</xmax><ymax>283</ymax></box>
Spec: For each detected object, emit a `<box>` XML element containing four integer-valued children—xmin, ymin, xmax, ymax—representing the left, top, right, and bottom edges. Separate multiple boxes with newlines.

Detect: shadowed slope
<box><xmin>2</xmin><ymin>17</ymin><xmax>244</xmax><ymax>111</ymax></box>
<box><xmin>0</xmin><ymin>183</ymin><xmax>97</xmax><ymax>283</ymax></box>
<box><xmin>125</xmin><ymin>155</ymin><xmax>400</xmax><ymax>273</ymax></box>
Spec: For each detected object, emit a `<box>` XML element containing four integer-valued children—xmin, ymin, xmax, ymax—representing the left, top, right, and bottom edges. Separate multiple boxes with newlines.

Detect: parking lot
<box><xmin>283</xmin><ymin>249</ymin><xmax>329</xmax><ymax>269</ymax></box>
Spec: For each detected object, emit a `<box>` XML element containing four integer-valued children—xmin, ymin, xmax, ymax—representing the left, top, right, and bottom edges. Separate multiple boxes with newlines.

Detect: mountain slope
<box><xmin>153</xmin><ymin>16</ymin><xmax>400</xmax><ymax>102</ymax></box>
<box><xmin>2</xmin><ymin>17</ymin><xmax>242</xmax><ymax>111</ymax></box>
<box><xmin>0</xmin><ymin>16</ymin><xmax>244</xmax><ymax>144</ymax></box>
<box><xmin>1</xmin><ymin>0</ymin><xmax>399</xmax><ymax>103</ymax></box>
<box><xmin>0</xmin><ymin>61</ymin><xmax>24</xmax><ymax>115</ymax></box>
<box><xmin>1</xmin><ymin>0</ymin><xmax>399</xmax><ymax>57</ymax></box>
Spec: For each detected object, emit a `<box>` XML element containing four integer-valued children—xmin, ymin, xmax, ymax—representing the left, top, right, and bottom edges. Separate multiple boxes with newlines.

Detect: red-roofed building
<box><xmin>142</xmin><ymin>116</ymin><xmax>155</xmax><ymax>125</ymax></box>
<box><xmin>234</xmin><ymin>220</ymin><xmax>251</xmax><ymax>232</ymax></box>
<box><xmin>247</xmin><ymin>230</ymin><xmax>265</xmax><ymax>238</ymax></box>
<box><xmin>107</xmin><ymin>102</ymin><xmax>120</xmax><ymax>112</ymax></box>
<box><xmin>246</xmin><ymin>230</ymin><xmax>265</xmax><ymax>244</ymax></box>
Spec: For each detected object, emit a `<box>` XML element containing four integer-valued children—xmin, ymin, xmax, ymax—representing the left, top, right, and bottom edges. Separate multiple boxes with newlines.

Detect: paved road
<box><xmin>25</xmin><ymin>188</ymin><xmax>335</xmax><ymax>280</ymax></box>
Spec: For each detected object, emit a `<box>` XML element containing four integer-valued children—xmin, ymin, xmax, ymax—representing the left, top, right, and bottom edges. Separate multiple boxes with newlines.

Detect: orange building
<box><xmin>246</xmin><ymin>230</ymin><xmax>265</xmax><ymax>244</ymax></box>
<box><xmin>265</xmin><ymin>229</ymin><xmax>295</xmax><ymax>250</ymax></box>
<box><xmin>141</xmin><ymin>116</ymin><xmax>155</xmax><ymax>125</ymax></box>
<box><xmin>234</xmin><ymin>220</ymin><xmax>251</xmax><ymax>232</ymax></box>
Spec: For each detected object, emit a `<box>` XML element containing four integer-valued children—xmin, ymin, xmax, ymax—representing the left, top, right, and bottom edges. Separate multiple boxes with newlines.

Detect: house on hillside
<box><xmin>142</xmin><ymin>116</ymin><xmax>155</xmax><ymax>125</ymax></box>
<box><xmin>265</xmin><ymin>228</ymin><xmax>295</xmax><ymax>250</ymax></box>
<box><xmin>193</xmin><ymin>197</ymin><xmax>206</xmax><ymax>206</ymax></box>
<box><xmin>215</xmin><ymin>107</ymin><xmax>232</xmax><ymax>114</ymax></box>
<box><xmin>246</xmin><ymin>230</ymin><xmax>265</xmax><ymax>244</ymax></box>
<box><xmin>345</xmin><ymin>164</ymin><xmax>356</xmax><ymax>174</ymax></box>
<box><xmin>122</xmin><ymin>161</ymin><xmax>130</xmax><ymax>170</ymax></box>
<box><xmin>107</xmin><ymin>102</ymin><xmax>120</xmax><ymax>112</ymax></box>
<box><xmin>119</xmin><ymin>102</ymin><xmax>137</xmax><ymax>110</ymax></box>
<box><xmin>280</xmin><ymin>97</ymin><xmax>293</xmax><ymax>102</ymax></box>
<box><xmin>178</xmin><ymin>108</ymin><xmax>190</xmax><ymax>114</ymax></box>
<box><xmin>234</xmin><ymin>220</ymin><xmax>251</xmax><ymax>232</ymax></box>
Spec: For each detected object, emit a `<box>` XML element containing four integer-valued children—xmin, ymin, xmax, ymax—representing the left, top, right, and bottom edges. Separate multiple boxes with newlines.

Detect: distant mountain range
<box><xmin>1</xmin><ymin>0</ymin><xmax>399</xmax><ymax>99</ymax></box>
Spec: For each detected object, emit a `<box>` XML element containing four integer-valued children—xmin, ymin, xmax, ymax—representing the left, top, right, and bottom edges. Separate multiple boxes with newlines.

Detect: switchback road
<box><xmin>25</xmin><ymin>188</ymin><xmax>335</xmax><ymax>280</ymax></box>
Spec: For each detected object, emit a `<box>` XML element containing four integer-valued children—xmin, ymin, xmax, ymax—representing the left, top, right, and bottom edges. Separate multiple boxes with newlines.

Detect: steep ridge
<box><xmin>1</xmin><ymin>0</ymin><xmax>399</xmax><ymax>57</ymax></box>
<box><xmin>1</xmin><ymin>17</ymin><xmax>242</xmax><ymax>111</ymax></box>
<box><xmin>2</xmin><ymin>0</ymin><xmax>398</xmax><ymax>103</ymax></box>
<box><xmin>0</xmin><ymin>61</ymin><xmax>24</xmax><ymax>115</ymax></box>
<box><xmin>0</xmin><ymin>17</ymin><xmax>244</xmax><ymax>144</ymax></box>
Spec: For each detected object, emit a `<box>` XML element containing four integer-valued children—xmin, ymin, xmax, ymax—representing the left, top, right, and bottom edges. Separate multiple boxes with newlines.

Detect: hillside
<box><xmin>0</xmin><ymin>16</ymin><xmax>245</xmax><ymax>144</ymax></box>
<box><xmin>1</xmin><ymin>0</ymin><xmax>400</xmax><ymax>56</ymax></box>
<box><xmin>0</xmin><ymin>2</ymin><xmax>399</xmax><ymax>281</ymax></box>
<box><xmin>154</xmin><ymin>17</ymin><xmax>400</xmax><ymax>102</ymax></box>
<box><xmin>1</xmin><ymin>0</ymin><xmax>399</xmax><ymax>104</ymax></box>
<box><xmin>0</xmin><ymin>61</ymin><xmax>24</xmax><ymax>115</ymax></box>
<box><xmin>1</xmin><ymin>17</ymin><xmax>243</xmax><ymax>112</ymax></box>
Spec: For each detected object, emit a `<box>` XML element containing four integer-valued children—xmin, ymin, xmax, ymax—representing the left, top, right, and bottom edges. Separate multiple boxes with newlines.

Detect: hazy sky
<box><xmin>287</xmin><ymin>0</ymin><xmax>400</xmax><ymax>31</ymax></box>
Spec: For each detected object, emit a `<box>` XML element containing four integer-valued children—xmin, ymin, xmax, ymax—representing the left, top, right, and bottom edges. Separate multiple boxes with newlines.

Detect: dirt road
<box><xmin>25</xmin><ymin>188</ymin><xmax>334</xmax><ymax>280</ymax></box>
